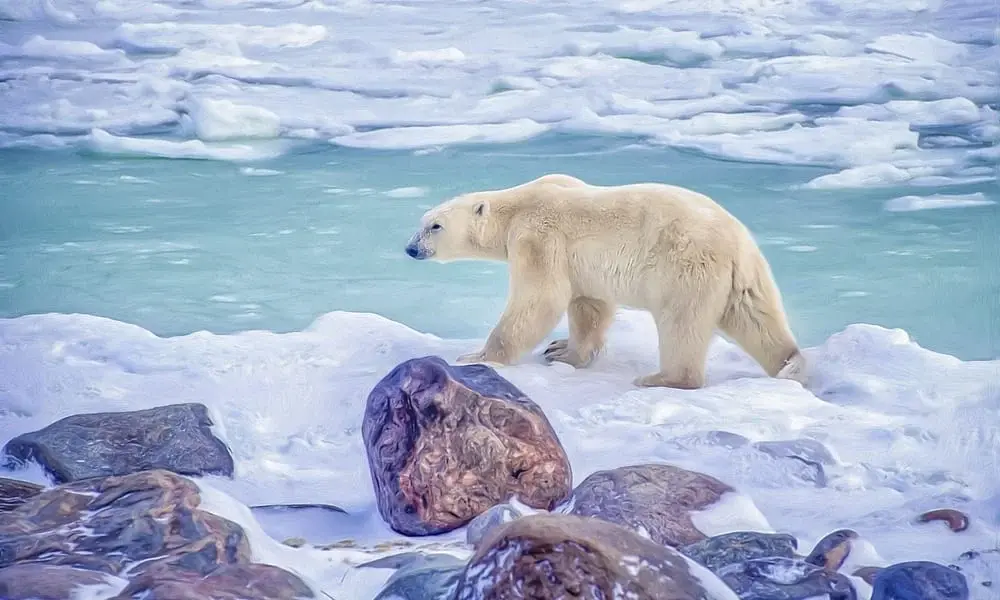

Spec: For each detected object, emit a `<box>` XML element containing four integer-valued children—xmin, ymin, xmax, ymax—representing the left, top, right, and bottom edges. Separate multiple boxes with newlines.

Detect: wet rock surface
<box><xmin>362</xmin><ymin>356</ymin><xmax>572</xmax><ymax>536</ymax></box>
<box><xmin>0</xmin><ymin>476</ymin><xmax>43</xmax><ymax>512</ymax></box>
<box><xmin>454</xmin><ymin>512</ymin><xmax>738</xmax><ymax>600</ymax></box>
<box><xmin>0</xmin><ymin>469</ymin><xmax>314</xmax><ymax>600</ymax></box>
<box><xmin>567</xmin><ymin>463</ymin><xmax>733</xmax><ymax>547</ymax></box>
<box><xmin>717</xmin><ymin>556</ymin><xmax>858</xmax><ymax>600</ymax></box>
<box><xmin>3</xmin><ymin>403</ymin><xmax>234</xmax><ymax>483</ymax></box>
<box><xmin>680</xmin><ymin>531</ymin><xmax>799</xmax><ymax>572</ymax></box>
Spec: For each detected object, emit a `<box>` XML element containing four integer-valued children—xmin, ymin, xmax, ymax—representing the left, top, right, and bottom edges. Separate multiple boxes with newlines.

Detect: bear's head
<box><xmin>404</xmin><ymin>193</ymin><xmax>493</xmax><ymax>262</ymax></box>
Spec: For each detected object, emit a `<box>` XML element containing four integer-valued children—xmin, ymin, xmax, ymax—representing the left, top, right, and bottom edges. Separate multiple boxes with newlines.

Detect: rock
<box><xmin>567</xmin><ymin>463</ymin><xmax>733</xmax><ymax>547</ymax></box>
<box><xmin>0</xmin><ymin>469</ymin><xmax>314</xmax><ymax>599</ymax></box>
<box><xmin>0</xmin><ymin>564</ymin><xmax>123</xmax><ymax>600</ymax></box>
<box><xmin>718</xmin><ymin>556</ymin><xmax>858</xmax><ymax>600</ymax></box>
<box><xmin>916</xmin><ymin>509</ymin><xmax>970</xmax><ymax>533</ymax></box>
<box><xmin>361</xmin><ymin>552</ymin><xmax>466</xmax><ymax>600</ymax></box>
<box><xmin>455</xmin><ymin>512</ymin><xmax>739</xmax><ymax>600</ymax></box>
<box><xmin>466</xmin><ymin>499</ymin><xmax>539</xmax><ymax>549</ymax></box>
<box><xmin>0</xmin><ymin>476</ymin><xmax>43</xmax><ymax>512</ymax></box>
<box><xmin>3</xmin><ymin>403</ymin><xmax>234</xmax><ymax>483</ymax></box>
<box><xmin>871</xmin><ymin>561</ymin><xmax>969</xmax><ymax>600</ymax></box>
<box><xmin>362</xmin><ymin>356</ymin><xmax>572</xmax><ymax>536</ymax></box>
<box><xmin>115</xmin><ymin>563</ymin><xmax>315</xmax><ymax>600</ymax></box>
<box><xmin>752</xmin><ymin>438</ymin><xmax>837</xmax><ymax>465</ymax></box>
<box><xmin>680</xmin><ymin>531</ymin><xmax>799</xmax><ymax>572</ymax></box>
<box><xmin>805</xmin><ymin>529</ymin><xmax>859</xmax><ymax>572</ymax></box>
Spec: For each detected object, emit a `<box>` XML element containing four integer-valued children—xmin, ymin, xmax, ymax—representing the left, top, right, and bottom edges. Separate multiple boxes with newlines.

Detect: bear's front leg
<box><xmin>543</xmin><ymin>296</ymin><xmax>615</xmax><ymax>368</ymax></box>
<box><xmin>456</xmin><ymin>236</ymin><xmax>570</xmax><ymax>367</ymax></box>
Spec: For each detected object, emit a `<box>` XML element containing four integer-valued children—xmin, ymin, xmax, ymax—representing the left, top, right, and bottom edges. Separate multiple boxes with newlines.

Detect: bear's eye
<box><xmin>430</xmin><ymin>223</ymin><xmax>443</xmax><ymax>232</ymax></box>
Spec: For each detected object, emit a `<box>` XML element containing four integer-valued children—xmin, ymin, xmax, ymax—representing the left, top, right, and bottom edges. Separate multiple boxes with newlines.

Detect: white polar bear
<box><xmin>404</xmin><ymin>174</ymin><xmax>806</xmax><ymax>389</ymax></box>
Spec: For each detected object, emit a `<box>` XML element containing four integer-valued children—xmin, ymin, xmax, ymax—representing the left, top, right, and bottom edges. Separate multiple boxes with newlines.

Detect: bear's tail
<box><xmin>720</xmin><ymin>238</ymin><xmax>808</xmax><ymax>386</ymax></box>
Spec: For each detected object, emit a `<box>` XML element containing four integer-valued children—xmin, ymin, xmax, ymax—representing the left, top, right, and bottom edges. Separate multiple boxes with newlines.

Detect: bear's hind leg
<box><xmin>633</xmin><ymin>301</ymin><xmax>719</xmax><ymax>390</ymax></box>
<box><xmin>544</xmin><ymin>296</ymin><xmax>614</xmax><ymax>368</ymax></box>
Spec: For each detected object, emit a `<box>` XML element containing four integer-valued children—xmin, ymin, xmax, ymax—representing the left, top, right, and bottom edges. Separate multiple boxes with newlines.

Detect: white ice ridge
<box><xmin>1</xmin><ymin>309</ymin><xmax>998</xmax><ymax>598</ymax></box>
<box><xmin>0</xmin><ymin>0</ymin><xmax>996</xmax><ymax>187</ymax></box>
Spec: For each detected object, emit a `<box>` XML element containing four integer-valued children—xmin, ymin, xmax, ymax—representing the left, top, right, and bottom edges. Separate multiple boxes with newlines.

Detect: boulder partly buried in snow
<box><xmin>3</xmin><ymin>402</ymin><xmax>234</xmax><ymax>483</ymax></box>
<box><xmin>454</xmin><ymin>512</ymin><xmax>739</xmax><ymax>600</ymax></box>
<box><xmin>0</xmin><ymin>469</ymin><xmax>313</xmax><ymax>599</ymax></box>
<box><xmin>567</xmin><ymin>463</ymin><xmax>736</xmax><ymax>547</ymax></box>
<box><xmin>362</xmin><ymin>356</ymin><xmax>572</xmax><ymax>536</ymax></box>
<box><xmin>871</xmin><ymin>561</ymin><xmax>970</xmax><ymax>600</ymax></box>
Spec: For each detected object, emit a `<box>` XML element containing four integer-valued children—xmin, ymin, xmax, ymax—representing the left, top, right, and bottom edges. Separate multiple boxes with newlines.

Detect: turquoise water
<box><xmin>2</xmin><ymin>134</ymin><xmax>998</xmax><ymax>360</ymax></box>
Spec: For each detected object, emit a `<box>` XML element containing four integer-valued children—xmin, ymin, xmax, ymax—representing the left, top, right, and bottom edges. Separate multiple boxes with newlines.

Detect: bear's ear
<box><xmin>474</xmin><ymin>201</ymin><xmax>488</xmax><ymax>217</ymax></box>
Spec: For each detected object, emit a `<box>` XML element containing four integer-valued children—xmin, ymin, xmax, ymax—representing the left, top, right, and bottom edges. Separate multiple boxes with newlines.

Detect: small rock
<box><xmin>362</xmin><ymin>552</ymin><xmax>466</xmax><ymax>600</ymax></box>
<box><xmin>871</xmin><ymin>561</ymin><xmax>970</xmax><ymax>600</ymax></box>
<box><xmin>680</xmin><ymin>531</ymin><xmax>799</xmax><ymax>572</ymax></box>
<box><xmin>0</xmin><ymin>477</ymin><xmax>43</xmax><ymax>513</ymax></box>
<box><xmin>3</xmin><ymin>403</ymin><xmax>234</xmax><ymax>483</ymax></box>
<box><xmin>454</xmin><ymin>513</ymin><xmax>739</xmax><ymax>599</ymax></box>
<box><xmin>718</xmin><ymin>556</ymin><xmax>858</xmax><ymax>600</ymax></box>
<box><xmin>282</xmin><ymin>537</ymin><xmax>307</xmax><ymax>548</ymax></box>
<box><xmin>916</xmin><ymin>509</ymin><xmax>970</xmax><ymax>533</ymax></box>
<box><xmin>567</xmin><ymin>463</ymin><xmax>733</xmax><ymax>547</ymax></box>
<box><xmin>362</xmin><ymin>356</ymin><xmax>572</xmax><ymax>536</ymax></box>
<box><xmin>752</xmin><ymin>438</ymin><xmax>837</xmax><ymax>465</ymax></box>
<box><xmin>805</xmin><ymin>529</ymin><xmax>859</xmax><ymax>572</ymax></box>
<box><xmin>466</xmin><ymin>499</ymin><xmax>540</xmax><ymax>549</ymax></box>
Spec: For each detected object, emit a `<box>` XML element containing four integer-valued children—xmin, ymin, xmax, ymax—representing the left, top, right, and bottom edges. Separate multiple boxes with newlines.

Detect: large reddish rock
<box><xmin>362</xmin><ymin>356</ymin><xmax>572</xmax><ymax>536</ymax></box>
<box><xmin>454</xmin><ymin>513</ymin><xmax>739</xmax><ymax>600</ymax></box>
<box><xmin>0</xmin><ymin>469</ymin><xmax>314</xmax><ymax>600</ymax></box>
<box><xmin>567</xmin><ymin>463</ymin><xmax>734</xmax><ymax>547</ymax></box>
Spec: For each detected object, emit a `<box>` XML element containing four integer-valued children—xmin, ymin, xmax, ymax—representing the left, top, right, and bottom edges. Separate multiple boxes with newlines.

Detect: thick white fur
<box><xmin>405</xmin><ymin>174</ymin><xmax>807</xmax><ymax>389</ymax></box>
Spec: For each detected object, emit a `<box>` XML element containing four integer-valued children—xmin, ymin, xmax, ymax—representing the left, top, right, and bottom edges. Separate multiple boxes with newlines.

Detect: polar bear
<box><xmin>403</xmin><ymin>174</ymin><xmax>806</xmax><ymax>389</ymax></box>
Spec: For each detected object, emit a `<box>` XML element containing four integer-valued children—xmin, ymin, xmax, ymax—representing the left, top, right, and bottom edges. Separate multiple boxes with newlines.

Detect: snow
<box><xmin>0</xmin><ymin>0</ymin><xmax>995</xmax><ymax>188</ymax></box>
<box><xmin>1</xmin><ymin>309</ymin><xmax>998</xmax><ymax>599</ymax></box>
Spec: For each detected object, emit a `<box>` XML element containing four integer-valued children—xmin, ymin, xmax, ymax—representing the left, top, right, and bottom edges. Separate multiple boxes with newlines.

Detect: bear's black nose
<box><xmin>405</xmin><ymin>244</ymin><xmax>419</xmax><ymax>258</ymax></box>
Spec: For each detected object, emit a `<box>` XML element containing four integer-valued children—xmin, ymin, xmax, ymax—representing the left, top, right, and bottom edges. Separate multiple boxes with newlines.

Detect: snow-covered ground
<box><xmin>0</xmin><ymin>0</ymin><xmax>996</xmax><ymax>188</ymax></box>
<box><xmin>1</xmin><ymin>310</ymin><xmax>998</xmax><ymax>598</ymax></box>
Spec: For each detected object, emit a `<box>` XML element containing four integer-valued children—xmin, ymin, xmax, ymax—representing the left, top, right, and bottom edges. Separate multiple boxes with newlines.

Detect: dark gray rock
<box><xmin>3</xmin><ymin>403</ymin><xmax>234</xmax><ymax>483</ymax></box>
<box><xmin>361</xmin><ymin>552</ymin><xmax>466</xmax><ymax>600</ymax></box>
<box><xmin>718</xmin><ymin>556</ymin><xmax>857</xmax><ymax>600</ymax></box>
<box><xmin>680</xmin><ymin>531</ymin><xmax>799</xmax><ymax>572</ymax></box>
<box><xmin>871</xmin><ymin>561</ymin><xmax>969</xmax><ymax>600</ymax></box>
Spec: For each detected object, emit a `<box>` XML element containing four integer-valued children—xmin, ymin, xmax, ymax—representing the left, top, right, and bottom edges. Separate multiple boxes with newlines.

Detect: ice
<box><xmin>332</xmin><ymin>119</ymin><xmax>550</xmax><ymax>150</ymax></box>
<box><xmin>185</xmin><ymin>97</ymin><xmax>282</xmax><ymax>142</ymax></box>
<box><xmin>86</xmin><ymin>128</ymin><xmax>298</xmax><ymax>161</ymax></box>
<box><xmin>0</xmin><ymin>0</ymin><xmax>993</xmax><ymax>187</ymax></box>
<box><xmin>883</xmin><ymin>192</ymin><xmax>996</xmax><ymax>213</ymax></box>
<box><xmin>1</xmin><ymin>309</ymin><xmax>997</xmax><ymax>599</ymax></box>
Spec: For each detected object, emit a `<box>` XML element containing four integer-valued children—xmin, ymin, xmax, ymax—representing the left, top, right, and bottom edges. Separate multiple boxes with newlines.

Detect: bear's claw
<box><xmin>543</xmin><ymin>339</ymin><xmax>594</xmax><ymax>368</ymax></box>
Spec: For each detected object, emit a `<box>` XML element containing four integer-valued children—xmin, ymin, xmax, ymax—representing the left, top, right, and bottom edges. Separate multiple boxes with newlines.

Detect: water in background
<box><xmin>2</xmin><ymin>134</ymin><xmax>997</xmax><ymax>360</ymax></box>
